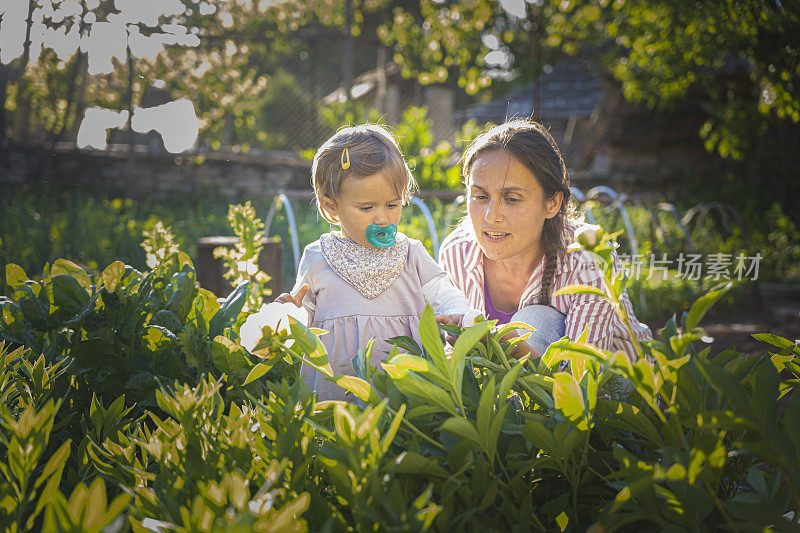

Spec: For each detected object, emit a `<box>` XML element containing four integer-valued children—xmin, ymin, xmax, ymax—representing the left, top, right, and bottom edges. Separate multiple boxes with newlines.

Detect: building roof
<box><xmin>322</xmin><ymin>62</ymin><xmax>402</xmax><ymax>105</ymax></box>
<box><xmin>461</xmin><ymin>58</ymin><xmax>602</xmax><ymax>122</ymax></box>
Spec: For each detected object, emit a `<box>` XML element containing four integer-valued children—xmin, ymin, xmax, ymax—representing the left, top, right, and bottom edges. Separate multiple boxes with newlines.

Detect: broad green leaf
<box><xmin>518</xmin><ymin>374</ymin><xmax>555</xmax><ymax>408</ymax></box>
<box><xmin>476</xmin><ymin>378</ymin><xmax>495</xmax><ymax>451</ymax></box>
<box><xmin>419</xmin><ymin>305</ymin><xmax>447</xmax><ymax>369</ymax></box>
<box><xmin>553</xmin><ymin>372</ymin><xmax>589</xmax><ymax>431</ymax></box>
<box><xmin>51</xmin><ymin>275</ymin><xmax>90</xmax><ymax>316</ymax></box>
<box><xmin>694</xmin><ymin>410</ymin><xmax>759</xmax><ymax>432</ymax></box>
<box><xmin>610</xmin><ymin>475</ymin><xmax>654</xmax><ymax>513</ymax></box>
<box><xmin>753</xmin><ymin>333</ymin><xmax>797</xmax><ymax>350</ymax></box>
<box><xmin>289</xmin><ymin>316</ymin><xmax>319</xmax><ymax>356</ymax></box>
<box><xmin>33</xmin><ymin>439</ymin><xmax>70</xmax><ymax>490</ymax></box>
<box><xmin>496</xmin><ymin>320</ymin><xmax>535</xmax><ymax>337</ymax></box>
<box><xmin>193</xmin><ymin>287</ymin><xmax>220</xmax><ymax>324</ymax></box>
<box><xmin>381</xmin><ymin>404</ymin><xmax>405</xmax><ymax>453</ymax></box>
<box><xmin>143</xmin><ymin>326</ymin><xmax>177</xmax><ymax>357</ymax></box>
<box><xmin>150</xmin><ymin>309</ymin><xmax>182</xmax><ymax>333</ymax></box>
<box><xmin>211</xmin><ymin>336</ymin><xmax>252</xmax><ymax>381</ymax></box>
<box><xmin>685</xmin><ymin>282</ymin><xmax>732</xmax><ymax>331</ymax></box>
<box><xmin>597</xmin><ymin>399</ymin><xmax>663</xmax><ymax>446</ymax></box>
<box><xmin>751</xmin><ymin>361</ymin><xmax>779</xmax><ymax>435</ymax></box>
<box><xmin>450</xmin><ymin>320</ymin><xmax>493</xmax><ymax>373</ymax></box>
<box><xmin>209</xmin><ymin>281</ymin><xmax>250</xmax><ymax>337</ymax></box>
<box><xmin>243</xmin><ymin>362</ymin><xmax>273</xmax><ymax>385</ymax></box>
<box><xmin>387</xmin><ymin>353</ymin><xmax>450</xmax><ymax>389</ymax></box>
<box><xmin>164</xmin><ymin>268</ymin><xmax>197</xmax><ymax>320</ymax></box>
<box><xmin>521</xmin><ymin>420</ymin><xmax>556</xmax><ymax>455</ymax></box>
<box><xmin>352</xmin><ymin>339</ymin><xmax>374</xmax><ymax>381</ymax></box>
<box><xmin>552</xmin><ymin>284</ymin><xmax>610</xmax><ymax>301</ymax></box>
<box><xmin>382</xmin><ymin>362</ymin><xmax>458</xmax><ymax>415</ymax></box>
<box><xmin>694</xmin><ymin>358</ymin><xmax>755</xmax><ymax>419</ymax></box>
<box><xmin>5</xmin><ymin>263</ymin><xmax>28</xmax><ymax>290</ymax></box>
<box><xmin>440</xmin><ymin>417</ymin><xmax>481</xmax><ymax>447</ymax></box>
<box><xmin>355</xmin><ymin>402</ymin><xmax>385</xmax><ymax>438</ymax></box>
<box><xmin>406</xmin><ymin>405</ymin><xmax>447</xmax><ymax>419</ymax></box>
<box><xmin>51</xmin><ymin>259</ymin><xmax>92</xmax><ymax>291</ymax></box>
<box><xmin>392</xmin><ymin>451</ymin><xmax>450</xmax><ymax>478</ymax></box>
<box><xmin>333</xmin><ymin>403</ymin><xmax>356</xmax><ymax>442</ymax></box>
<box><xmin>331</xmin><ymin>375</ymin><xmax>382</xmax><ymax>405</ymax></box>
<box><xmin>499</xmin><ymin>359</ymin><xmax>526</xmax><ymax>401</ymax></box>
<box><xmin>101</xmin><ymin>261</ymin><xmax>125</xmax><ymax>292</ymax></box>
<box><xmin>561</xmin><ymin>426</ymin><xmax>586</xmax><ymax>457</ymax></box>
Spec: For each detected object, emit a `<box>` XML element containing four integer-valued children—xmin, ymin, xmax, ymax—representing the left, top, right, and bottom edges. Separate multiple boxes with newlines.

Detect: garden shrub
<box><xmin>1</xmin><ymin>212</ymin><xmax>799</xmax><ymax>531</ymax></box>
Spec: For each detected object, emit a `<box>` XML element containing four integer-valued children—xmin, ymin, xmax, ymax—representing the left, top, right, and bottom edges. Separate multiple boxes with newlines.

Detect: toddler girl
<box><xmin>277</xmin><ymin>124</ymin><xmax>478</xmax><ymax>402</ymax></box>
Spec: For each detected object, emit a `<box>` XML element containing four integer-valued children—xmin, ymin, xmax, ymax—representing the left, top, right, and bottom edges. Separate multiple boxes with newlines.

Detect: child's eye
<box><xmin>387</xmin><ymin>203</ymin><xmax>399</xmax><ymax>209</ymax></box>
<box><xmin>359</xmin><ymin>206</ymin><xmax>373</xmax><ymax>212</ymax></box>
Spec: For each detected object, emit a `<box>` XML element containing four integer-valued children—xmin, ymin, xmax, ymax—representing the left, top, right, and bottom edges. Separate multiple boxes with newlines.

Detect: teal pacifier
<box><xmin>365</xmin><ymin>224</ymin><xmax>397</xmax><ymax>247</ymax></box>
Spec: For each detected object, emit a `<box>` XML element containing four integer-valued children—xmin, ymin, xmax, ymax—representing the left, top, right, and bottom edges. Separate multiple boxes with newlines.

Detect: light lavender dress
<box><xmin>293</xmin><ymin>236</ymin><xmax>445</xmax><ymax>402</ymax></box>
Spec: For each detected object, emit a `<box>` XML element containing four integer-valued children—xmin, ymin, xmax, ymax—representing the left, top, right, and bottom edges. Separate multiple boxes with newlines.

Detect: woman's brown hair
<box><xmin>462</xmin><ymin>119</ymin><xmax>577</xmax><ymax>305</ymax></box>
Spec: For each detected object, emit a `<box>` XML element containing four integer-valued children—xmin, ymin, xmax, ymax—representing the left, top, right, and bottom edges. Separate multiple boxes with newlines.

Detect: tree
<box><xmin>546</xmin><ymin>0</ymin><xmax>800</xmax><ymax>159</ymax></box>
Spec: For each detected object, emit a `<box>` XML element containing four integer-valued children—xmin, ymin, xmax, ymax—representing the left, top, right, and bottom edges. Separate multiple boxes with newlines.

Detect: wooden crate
<box><xmin>196</xmin><ymin>237</ymin><xmax>283</xmax><ymax>297</ymax></box>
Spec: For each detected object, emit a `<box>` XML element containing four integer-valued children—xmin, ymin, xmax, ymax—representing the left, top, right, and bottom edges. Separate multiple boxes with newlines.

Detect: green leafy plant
<box><xmin>213</xmin><ymin>202</ymin><xmax>272</xmax><ymax>312</ymax></box>
<box><xmin>1</xmin><ymin>210</ymin><xmax>799</xmax><ymax>531</ymax></box>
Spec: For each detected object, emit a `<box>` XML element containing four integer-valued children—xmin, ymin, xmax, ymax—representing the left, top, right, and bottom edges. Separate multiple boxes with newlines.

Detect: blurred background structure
<box><xmin>1</xmin><ymin>0</ymin><xmax>798</xmax><ymax>206</ymax></box>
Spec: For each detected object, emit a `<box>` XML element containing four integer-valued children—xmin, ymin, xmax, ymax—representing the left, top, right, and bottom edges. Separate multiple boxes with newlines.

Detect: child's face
<box><xmin>323</xmin><ymin>171</ymin><xmax>403</xmax><ymax>248</ymax></box>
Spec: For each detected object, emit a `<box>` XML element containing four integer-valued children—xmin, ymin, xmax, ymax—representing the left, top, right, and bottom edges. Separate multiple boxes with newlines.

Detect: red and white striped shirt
<box><xmin>438</xmin><ymin>219</ymin><xmax>653</xmax><ymax>361</ymax></box>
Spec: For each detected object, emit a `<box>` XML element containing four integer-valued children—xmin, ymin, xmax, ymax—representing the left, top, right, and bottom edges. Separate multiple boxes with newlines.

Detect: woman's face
<box><xmin>466</xmin><ymin>150</ymin><xmax>562</xmax><ymax>263</ymax></box>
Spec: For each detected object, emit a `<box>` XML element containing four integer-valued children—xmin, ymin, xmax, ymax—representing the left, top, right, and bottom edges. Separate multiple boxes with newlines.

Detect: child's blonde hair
<box><xmin>311</xmin><ymin>124</ymin><xmax>417</xmax><ymax>223</ymax></box>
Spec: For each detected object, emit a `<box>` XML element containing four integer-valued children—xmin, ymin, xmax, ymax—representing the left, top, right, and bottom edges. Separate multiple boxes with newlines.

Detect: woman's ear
<box><xmin>544</xmin><ymin>191</ymin><xmax>563</xmax><ymax>219</ymax></box>
<box><xmin>320</xmin><ymin>195</ymin><xmax>339</xmax><ymax>223</ymax></box>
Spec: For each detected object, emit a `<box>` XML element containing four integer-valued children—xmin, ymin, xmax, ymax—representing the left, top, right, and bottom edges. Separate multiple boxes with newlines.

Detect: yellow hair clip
<box><xmin>341</xmin><ymin>147</ymin><xmax>350</xmax><ymax>170</ymax></box>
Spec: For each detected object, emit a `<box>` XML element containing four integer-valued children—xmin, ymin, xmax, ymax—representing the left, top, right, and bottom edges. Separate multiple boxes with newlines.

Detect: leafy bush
<box><xmin>1</xmin><ymin>213</ymin><xmax>799</xmax><ymax>531</ymax></box>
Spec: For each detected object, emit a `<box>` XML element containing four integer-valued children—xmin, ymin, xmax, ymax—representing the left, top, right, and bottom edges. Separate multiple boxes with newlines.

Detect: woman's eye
<box><xmin>505</xmin><ymin>197</ymin><xmax>521</xmax><ymax>204</ymax></box>
<box><xmin>470</xmin><ymin>194</ymin><xmax>487</xmax><ymax>201</ymax></box>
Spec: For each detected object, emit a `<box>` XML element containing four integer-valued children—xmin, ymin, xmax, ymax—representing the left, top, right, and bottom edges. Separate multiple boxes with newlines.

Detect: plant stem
<box><xmin>613</xmin><ymin>301</ymin><xmax>646</xmax><ymax>362</ymax></box>
<box><xmin>386</xmin><ymin>406</ymin><xmax>446</xmax><ymax>452</ymax></box>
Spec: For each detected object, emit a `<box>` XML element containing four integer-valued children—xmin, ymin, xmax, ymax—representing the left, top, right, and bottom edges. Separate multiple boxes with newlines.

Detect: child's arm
<box><xmin>275</xmin><ymin>283</ymin><xmax>309</xmax><ymax>307</ymax></box>
<box><xmin>274</xmin><ymin>243</ymin><xmax>319</xmax><ymax>320</ymax></box>
<box><xmin>422</xmin><ymin>274</ymin><xmax>480</xmax><ymax>328</ymax></box>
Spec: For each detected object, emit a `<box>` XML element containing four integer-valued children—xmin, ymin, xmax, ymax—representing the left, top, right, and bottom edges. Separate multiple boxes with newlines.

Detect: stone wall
<box><xmin>0</xmin><ymin>142</ymin><xmax>312</xmax><ymax>199</ymax></box>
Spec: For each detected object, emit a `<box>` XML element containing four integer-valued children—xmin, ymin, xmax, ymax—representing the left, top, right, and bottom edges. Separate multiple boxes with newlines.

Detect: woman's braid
<box><xmin>538</xmin><ymin>219</ymin><xmax>561</xmax><ymax>305</ymax></box>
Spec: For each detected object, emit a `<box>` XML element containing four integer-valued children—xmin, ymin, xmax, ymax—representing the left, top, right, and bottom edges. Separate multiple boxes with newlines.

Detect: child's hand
<box><xmin>434</xmin><ymin>313</ymin><xmax>463</xmax><ymax>327</ymax></box>
<box><xmin>435</xmin><ymin>314</ymin><xmax>463</xmax><ymax>346</ymax></box>
<box><xmin>274</xmin><ymin>283</ymin><xmax>309</xmax><ymax>307</ymax></box>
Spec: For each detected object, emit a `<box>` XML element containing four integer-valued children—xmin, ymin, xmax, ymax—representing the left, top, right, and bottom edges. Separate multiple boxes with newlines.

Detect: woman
<box><xmin>438</xmin><ymin>119</ymin><xmax>652</xmax><ymax>360</ymax></box>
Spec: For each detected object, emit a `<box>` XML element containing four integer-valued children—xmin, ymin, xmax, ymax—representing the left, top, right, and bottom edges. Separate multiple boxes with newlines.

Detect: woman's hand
<box><xmin>435</xmin><ymin>314</ymin><xmax>463</xmax><ymax>345</ymax></box>
<box><xmin>274</xmin><ymin>283</ymin><xmax>309</xmax><ymax>307</ymax></box>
